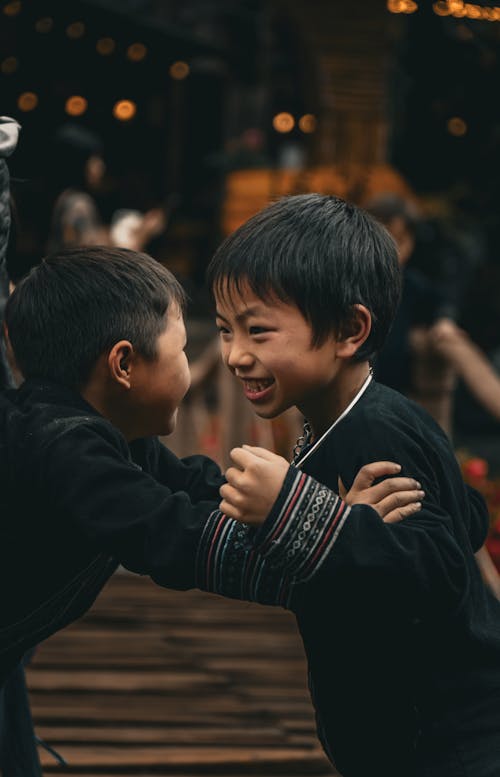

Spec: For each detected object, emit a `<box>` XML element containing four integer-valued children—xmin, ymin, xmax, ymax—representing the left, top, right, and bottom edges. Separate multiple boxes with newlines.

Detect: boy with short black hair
<box><xmin>0</xmin><ymin>244</ymin><xmax>419</xmax><ymax>773</ymax></box>
<box><xmin>200</xmin><ymin>194</ymin><xmax>500</xmax><ymax>777</ymax></box>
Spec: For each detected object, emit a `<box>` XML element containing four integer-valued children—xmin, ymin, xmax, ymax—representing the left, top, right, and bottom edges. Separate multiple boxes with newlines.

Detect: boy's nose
<box><xmin>225</xmin><ymin>342</ymin><xmax>254</xmax><ymax>370</ymax></box>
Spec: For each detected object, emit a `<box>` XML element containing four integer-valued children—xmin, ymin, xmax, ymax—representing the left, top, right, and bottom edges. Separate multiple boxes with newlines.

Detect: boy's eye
<box><xmin>217</xmin><ymin>325</ymin><xmax>230</xmax><ymax>335</ymax></box>
<box><xmin>249</xmin><ymin>326</ymin><xmax>268</xmax><ymax>335</ymax></box>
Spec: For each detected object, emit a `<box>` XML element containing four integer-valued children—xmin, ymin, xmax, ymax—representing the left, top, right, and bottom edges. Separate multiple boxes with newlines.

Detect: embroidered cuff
<box><xmin>195</xmin><ymin>510</ymin><xmax>294</xmax><ymax>608</ymax></box>
<box><xmin>254</xmin><ymin>467</ymin><xmax>350</xmax><ymax>582</ymax></box>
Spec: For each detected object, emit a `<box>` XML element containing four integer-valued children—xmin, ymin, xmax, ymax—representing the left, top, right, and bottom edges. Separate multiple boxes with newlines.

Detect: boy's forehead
<box><xmin>214</xmin><ymin>280</ymin><xmax>273</xmax><ymax>315</ymax></box>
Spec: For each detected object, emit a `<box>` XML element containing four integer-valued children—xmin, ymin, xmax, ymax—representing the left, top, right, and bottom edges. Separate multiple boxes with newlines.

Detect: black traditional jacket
<box><xmin>1</xmin><ymin>379</ymin><xmax>497</xmax><ymax>777</ymax></box>
<box><xmin>198</xmin><ymin>380</ymin><xmax>500</xmax><ymax>777</ymax></box>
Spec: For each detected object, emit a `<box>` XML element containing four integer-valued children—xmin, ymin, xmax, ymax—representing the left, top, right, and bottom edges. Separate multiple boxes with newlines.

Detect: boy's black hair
<box><xmin>207</xmin><ymin>194</ymin><xmax>401</xmax><ymax>361</ymax></box>
<box><xmin>5</xmin><ymin>246</ymin><xmax>186</xmax><ymax>389</ymax></box>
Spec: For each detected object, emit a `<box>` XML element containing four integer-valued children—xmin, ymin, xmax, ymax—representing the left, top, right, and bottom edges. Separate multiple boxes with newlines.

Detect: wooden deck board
<box><xmin>27</xmin><ymin>573</ymin><xmax>335</xmax><ymax>776</ymax></box>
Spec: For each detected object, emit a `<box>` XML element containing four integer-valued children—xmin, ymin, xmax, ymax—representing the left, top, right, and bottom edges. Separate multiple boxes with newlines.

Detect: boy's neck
<box><xmin>301</xmin><ymin>360</ymin><xmax>372</xmax><ymax>440</ymax></box>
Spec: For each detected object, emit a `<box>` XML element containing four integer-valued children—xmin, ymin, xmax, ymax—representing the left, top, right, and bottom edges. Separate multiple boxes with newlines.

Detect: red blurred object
<box><xmin>463</xmin><ymin>458</ymin><xmax>489</xmax><ymax>481</ymax></box>
<box><xmin>461</xmin><ymin>456</ymin><xmax>500</xmax><ymax>571</ymax></box>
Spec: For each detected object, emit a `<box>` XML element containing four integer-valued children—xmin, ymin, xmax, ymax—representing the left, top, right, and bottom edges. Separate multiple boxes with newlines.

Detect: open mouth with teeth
<box><xmin>241</xmin><ymin>377</ymin><xmax>276</xmax><ymax>401</ymax></box>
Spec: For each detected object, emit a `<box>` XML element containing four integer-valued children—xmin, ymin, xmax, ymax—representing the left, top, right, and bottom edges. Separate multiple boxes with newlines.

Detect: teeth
<box><xmin>244</xmin><ymin>379</ymin><xmax>274</xmax><ymax>393</ymax></box>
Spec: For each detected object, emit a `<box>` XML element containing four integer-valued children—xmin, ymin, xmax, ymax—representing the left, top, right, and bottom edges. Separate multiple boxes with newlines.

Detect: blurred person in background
<box><xmin>431</xmin><ymin>318</ymin><xmax>500</xmax><ymax>423</ymax></box>
<box><xmin>47</xmin><ymin>123</ymin><xmax>108</xmax><ymax>252</ymax></box>
<box><xmin>46</xmin><ymin>123</ymin><xmax>165</xmax><ymax>257</ymax></box>
<box><xmin>366</xmin><ymin>192</ymin><xmax>451</xmax><ymax>396</ymax></box>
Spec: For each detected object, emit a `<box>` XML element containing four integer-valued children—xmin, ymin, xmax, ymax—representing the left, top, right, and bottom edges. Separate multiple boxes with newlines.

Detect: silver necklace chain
<box><xmin>291</xmin><ymin>369</ymin><xmax>374</xmax><ymax>467</ymax></box>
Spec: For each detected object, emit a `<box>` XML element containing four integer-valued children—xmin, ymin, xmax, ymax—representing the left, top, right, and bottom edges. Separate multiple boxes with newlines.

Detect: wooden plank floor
<box><xmin>26</xmin><ymin>573</ymin><xmax>336</xmax><ymax>776</ymax></box>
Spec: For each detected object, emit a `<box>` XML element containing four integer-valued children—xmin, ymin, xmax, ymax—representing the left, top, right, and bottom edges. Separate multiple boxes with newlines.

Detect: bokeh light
<box><xmin>65</xmin><ymin>95</ymin><xmax>88</xmax><ymax>117</ymax></box>
<box><xmin>298</xmin><ymin>114</ymin><xmax>317</xmax><ymax>134</ymax></box>
<box><xmin>17</xmin><ymin>92</ymin><xmax>38</xmax><ymax>112</ymax></box>
<box><xmin>1</xmin><ymin>56</ymin><xmax>18</xmax><ymax>75</ymax></box>
<box><xmin>272</xmin><ymin>112</ymin><xmax>295</xmax><ymax>133</ymax></box>
<box><xmin>169</xmin><ymin>61</ymin><xmax>190</xmax><ymax>80</ymax></box>
<box><xmin>66</xmin><ymin>21</ymin><xmax>85</xmax><ymax>39</ymax></box>
<box><xmin>432</xmin><ymin>0</ymin><xmax>500</xmax><ymax>19</ymax></box>
<box><xmin>96</xmin><ymin>37</ymin><xmax>116</xmax><ymax>56</ymax></box>
<box><xmin>433</xmin><ymin>1</ymin><xmax>451</xmax><ymax>15</ymax></box>
<box><xmin>113</xmin><ymin>100</ymin><xmax>137</xmax><ymax>121</ymax></box>
<box><xmin>127</xmin><ymin>43</ymin><xmax>147</xmax><ymax>62</ymax></box>
<box><xmin>3</xmin><ymin>1</ymin><xmax>22</xmax><ymax>17</ymax></box>
<box><xmin>447</xmin><ymin>116</ymin><xmax>468</xmax><ymax>136</ymax></box>
<box><xmin>387</xmin><ymin>0</ymin><xmax>418</xmax><ymax>13</ymax></box>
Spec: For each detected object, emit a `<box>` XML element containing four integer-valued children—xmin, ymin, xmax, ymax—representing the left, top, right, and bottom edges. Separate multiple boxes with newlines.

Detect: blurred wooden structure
<box><xmin>221</xmin><ymin>165</ymin><xmax>413</xmax><ymax>236</ymax></box>
<box><xmin>27</xmin><ymin>573</ymin><xmax>335</xmax><ymax>776</ymax></box>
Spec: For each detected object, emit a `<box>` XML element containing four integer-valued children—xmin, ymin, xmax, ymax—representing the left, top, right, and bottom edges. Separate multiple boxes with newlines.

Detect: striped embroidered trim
<box><xmin>255</xmin><ymin>473</ymin><xmax>351</xmax><ymax>583</ymax></box>
<box><xmin>195</xmin><ymin>510</ymin><xmax>293</xmax><ymax>607</ymax></box>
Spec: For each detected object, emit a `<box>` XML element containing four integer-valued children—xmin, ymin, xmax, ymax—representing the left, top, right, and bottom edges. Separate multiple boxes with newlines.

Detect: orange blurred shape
<box><xmin>113</xmin><ymin>99</ymin><xmax>137</xmax><ymax>121</ymax></box>
<box><xmin>387</xmin><ymin>0</ymin><xmax>418</xmax><ymax>12</ymax></box>
<box><xmin>433</xmin><ymin>1</ymin><xmax>452</xmax><ymax>15</ymax></box>
<box><xmin>298</xmin><ymin>114</ymin><xmax>317</xmax><ymax>134</ymax></box>
<box><xmin>466</xmin><ymin>4</ymin><xmax>482</xmax><ymax>19</ymax></box>
<box><xmin>96</xmin><ymin>37</ymin><xmax>115</xmax><ymax>56</ymax></box>
<box><xmin>169</xmin><ymin>61</ymin><xmax>190</xmax><ymax>80</ymax></box>
<box><xmin>127</xmin><ymin>43</ymin><xmax>147</xmax><ymax>62</ymax></box>
<box><xmin>3</xmin><ymin>1</ymin><xmax>21</xmax><ymax>16</ymax></box>
<box><xmin>273</xmin><ymin>112</ymin><xmax>295</xmax><ymax>133</ymax></box>
<box><xmin>65</xmin><ymin>95</ymin><xmax>88</xmax><ymax>117</ymax></box>
<box><xmin>17</xmin><ymin>92</ymin><xmax>38</xmax><ymax>112</ymax></box>
<box><xmin>447</xmin><ymin>116</ymin><xmax>467</xmax><ymax>136</ymax></box>
<box><xmin>1</xmin><ymin>56</ymin><xmax>18</xmax><ymax>74</ymax></box>
<box><xmin>66</xmin><ymin>21</ymin><xmax>85</xmax><ymax>39</ymax></box>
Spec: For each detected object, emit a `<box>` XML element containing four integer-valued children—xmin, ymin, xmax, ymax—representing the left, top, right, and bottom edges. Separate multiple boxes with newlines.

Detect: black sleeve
<box><xmin>246</xmin><ymin>468</ymin><xmax>469</xmax><ymax>618</ymax></box>
<box><xmin>465</xmin><ymin>484</ymin><xmax>490</xmax><ymax>552</ymax></box>
<box><xmin>139</xmin><ymin>437</ymin><xmax>226</xmax><ymax>503</ymax></box>
<box><xmin>152</xmin><ymin>442</ymin><xmax>225</xmax><ymax>502</ymax></box>
<box><xmin>38</xmin><ymin>420</ymin><xmax>224</xmax><ymax>590</ymax></box>
<box><xmin>236</xmin><ymin>412</ymin><xmax>479</xmax><ymax>619</ymax></box>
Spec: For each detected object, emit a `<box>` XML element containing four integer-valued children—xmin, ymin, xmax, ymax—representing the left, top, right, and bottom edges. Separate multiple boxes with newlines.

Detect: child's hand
<box><xmin>339</xmin><ymin>461</ymin><xmax>424</xmax><ymax>524</ymax></box>
<box><xmin>219</xmin><ymin>445</ymin><xmax>289</xmax><ymax>526</ymax></box>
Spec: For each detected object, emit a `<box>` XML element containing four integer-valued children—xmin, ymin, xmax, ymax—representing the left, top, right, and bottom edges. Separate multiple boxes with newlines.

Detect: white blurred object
<box><xmin>110</xmin><ymin>208</ymin><xmax>166</xmax><ymax>251</ymax></box>
<box><xmin>110</xmin><ymin>209</ymin><xmax>143</xmax><ymax>249</ymax></box>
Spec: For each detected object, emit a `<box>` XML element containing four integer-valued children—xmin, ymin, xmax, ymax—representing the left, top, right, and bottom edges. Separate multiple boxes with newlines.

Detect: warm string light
<box><xmin>7</xmin><ymin>12</ymin><xmax>190</xmax><ymax>119</ymax></box>
<box><xmin>272</xmin><ymin>112</ymin><xmax>295</xmax><ymax>133</ymax></box>
<box><xmin>169</xmin><ymin>61</ymin><xmax>190</xmax><ymax>80</ymax></box>
<box><xmin>272</xmin><ymin>113</ymin><xmax>317</xmax><ymax>134</ymax></box>
<box><xmin>2</xmin><ymin>1</ymin><xmax>22</xmax><ymax>17</ymax></box>
<box><xmin>434</xmin><ymin>1</ymin><xmax>500</xmax><ymax>19</ymax></box>
<box><xmin>387</xmin><ymin>0</ymin><xmax>419</xmax><ymax>13</ymax></box>
<box><xmin>1</xmin><ymin>56</ymin><xmax>18</xmax><ymax>74</ymax></box>
<box><xmin>17</xmin><ymin>92</ymin><xmax>38</xmax><ymax>112</ymax></box>
<box><xmin>447</xmin><ymin>116</ymin><xmax>468</xmax><ymax>135</ymax></box>
<box><xmin>65</xmin><ymin>95</ymin><xmax>88</xmax><ymax>116</ymax></box>
<box><xmin>96</xmin><ymin>37</ymin><xmax>115</xmax><ymax>55</ymax></box>
<box><xmin>66</xmin><ymin>21</ymin><xmax>85</xmax><ymax>39</ymax></box>
<box><xmin>127</xmin><ymin>43</ymin><xmax>147</xmax><ymax>62</ymax></box>
<box><xmin>388</xmin><ymin>0</ymin><xmax>500</xmax><ymax>19</ymax></box>
<box><xmin>113</xmin><ymin>100</ymin><xmax>137</xmax><ymax>121</ymax></box>
<box><xmin>298</xmin><ymin>114</ymin><xmax>317</xmax><ymax>133</ymax></box>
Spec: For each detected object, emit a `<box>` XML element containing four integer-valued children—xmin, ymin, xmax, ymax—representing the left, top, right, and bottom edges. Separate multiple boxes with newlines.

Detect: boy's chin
<box><xmin>251</xmin><ymin>404</ymin><xmax>285</xmax><ymax>420</ymax></box>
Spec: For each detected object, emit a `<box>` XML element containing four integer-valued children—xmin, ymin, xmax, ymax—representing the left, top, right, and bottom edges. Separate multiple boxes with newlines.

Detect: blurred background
<box><xmin>6</xmin><ymin>3</ymin><xmax>500</xmax><ymax>773</ymax></box>
<box><xmin>3</xmin><ymin>0</ymin><xmax>500</xmax><ymax>472</ymax></box>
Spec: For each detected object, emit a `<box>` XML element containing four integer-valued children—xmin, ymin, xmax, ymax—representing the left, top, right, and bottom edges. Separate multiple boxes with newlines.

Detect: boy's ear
<box><xmin>336</xmin><ymin>304</ymin><xmax>372</xmax><ymax>359</ymax></box>
<box><xmin>108</xmin><ymin>340</ymin><xmax>134</xmax><ymax>389</ymax></box>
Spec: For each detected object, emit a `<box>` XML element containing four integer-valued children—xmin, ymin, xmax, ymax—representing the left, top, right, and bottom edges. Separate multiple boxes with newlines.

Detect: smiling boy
<box><xmin>0</xmin><ymin>245</ymin><xmax>422</xmax><ymax>772</ymax></box>
<box><xmin>199</xmin><ymin>194</ymin><xmax>500</xmax><ymax>777</ymax></box>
